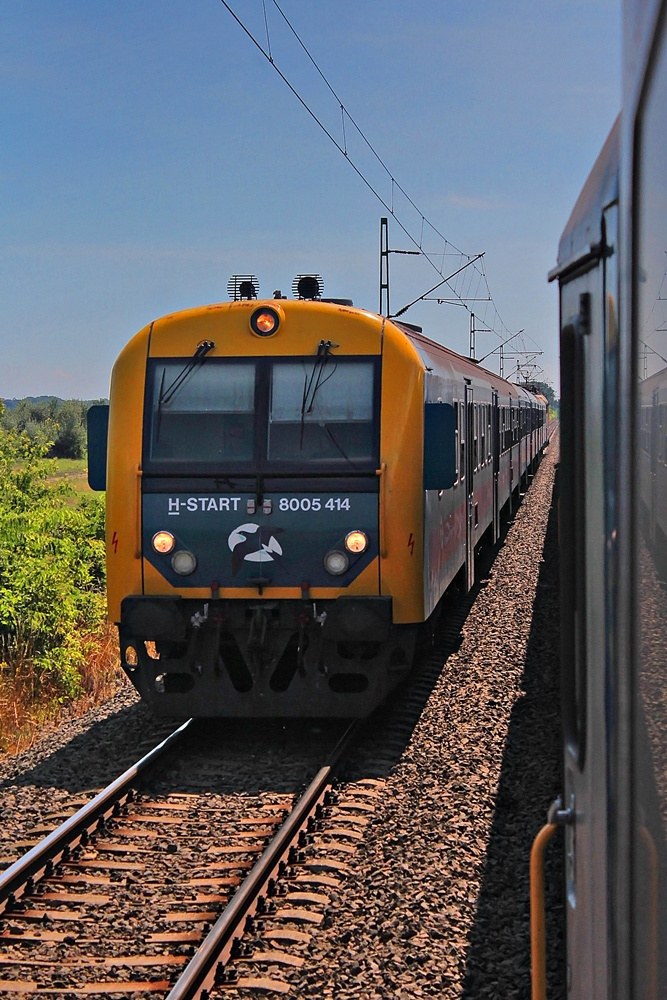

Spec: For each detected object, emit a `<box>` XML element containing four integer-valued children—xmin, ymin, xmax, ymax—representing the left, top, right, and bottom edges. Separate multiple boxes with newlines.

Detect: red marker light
<box><xmin>250</xmin><ymin>307</ymin><xmax>280</xmax><ymax>337</ymax></box>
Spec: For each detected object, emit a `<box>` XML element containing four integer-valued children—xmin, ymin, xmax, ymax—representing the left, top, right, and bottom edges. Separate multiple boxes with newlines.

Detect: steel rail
<box><xmin>166</xmin><ymin>719</ymin><xmax>360</xmax><ymax>1000</ymax></box>
<box><xmin>0</xmin><ymin>718</ymin><xmax>193</xmax><ymax>911</ymax></box>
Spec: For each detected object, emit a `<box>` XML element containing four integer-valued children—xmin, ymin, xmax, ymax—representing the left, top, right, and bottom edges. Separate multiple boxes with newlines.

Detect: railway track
<box><xmin>0</xmin><ymin>595</ymin><xmax>473</xmax><ymax>1000</ymax></box>
<box><xmin>0</xmin><ymin>719</ymin><xmax>372</xmax><ymax>997</ymax></box>
<box><xmin>0</xmin><ymin>436</ymin><xmax>560</xmax><ymax>998</ymax></box>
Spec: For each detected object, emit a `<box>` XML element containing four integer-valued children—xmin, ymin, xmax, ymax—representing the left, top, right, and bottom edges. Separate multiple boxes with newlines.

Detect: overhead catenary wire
<box><xmin>217</xmin><ymin>0</ymin><xmax>544</xmax><ymax>372</ymax></box>
<box><xmin>216</xmin><ymin>0</ymin><xmax>460</xmax><ymax>286</ymax></box>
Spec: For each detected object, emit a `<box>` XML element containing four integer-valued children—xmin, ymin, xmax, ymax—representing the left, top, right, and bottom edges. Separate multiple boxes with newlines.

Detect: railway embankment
<box><xmin>291</xmin><ymin>431</ymin><xmax>563</xmax><ymax>1000</ymax></box>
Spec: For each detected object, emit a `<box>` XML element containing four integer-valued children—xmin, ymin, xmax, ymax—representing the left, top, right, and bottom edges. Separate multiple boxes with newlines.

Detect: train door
<box><xmin>507</xmin><ymin>396</ymin><xmax>515</xmax><ymax>514</ymax></box>
<box><xmin>492</xmin><ymin>390</ymin><xmax>500</xmax><ymax>541</ymax></box>
<box><xmin>520</xmin><ymin>401</ymin><xmax>526</xmax><ymax>484</ymax></box>
<box><xmin>550</xmin><ymin>125</ymin><xmax>619</xmax><ymax>1000</ymax></box>
<box><xmin>465</xmin><ymin>382</ymin><xmax>475</xmax><ymax>591</ymax></box>
<box><xmin>516</xmin><ymin>401</ymin><xmax>521</xmax><ymax>485</ymax></box>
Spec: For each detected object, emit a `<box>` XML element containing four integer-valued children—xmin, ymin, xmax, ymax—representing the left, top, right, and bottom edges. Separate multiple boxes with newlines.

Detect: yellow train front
<box><xmin>89</xmin><ymin>291</ymin><xmax>434</xmax><ymax>717</ymax></box>
<box><xmin>89</xmin><ymin>284</ymin><xmax>545</xmax><ymax>718</ymax></box>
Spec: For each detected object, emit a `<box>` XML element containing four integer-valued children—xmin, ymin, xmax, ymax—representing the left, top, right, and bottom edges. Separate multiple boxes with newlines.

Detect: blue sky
<box><xmin>1</xmin><ymin>1</ymin><xmax>621</xmax><ymax>398</ymax></box>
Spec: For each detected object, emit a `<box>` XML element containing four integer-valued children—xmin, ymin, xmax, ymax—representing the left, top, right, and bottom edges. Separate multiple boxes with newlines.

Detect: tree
<box><xmin>0</xmin><ymin>397</ymin><xmax>90</xmax><ymax>459</ymax></box>
<box><xmin>526</xmin><ymin>381</ymin><xmax>558</xmax><ymax>411</ymax></box>
<box><xmin>51</xmin><ymin>399</ymin><xmax>87</xmax><ymax>459</ymax></box>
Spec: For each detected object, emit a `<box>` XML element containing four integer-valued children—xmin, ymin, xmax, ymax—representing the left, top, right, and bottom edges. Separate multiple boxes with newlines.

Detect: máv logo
<box><xmin>228</xmin><ymin>523</ymin><xmax>284</xmax><ymax>577</ymax></box>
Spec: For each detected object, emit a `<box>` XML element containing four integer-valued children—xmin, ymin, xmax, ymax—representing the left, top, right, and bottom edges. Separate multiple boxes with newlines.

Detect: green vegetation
<box><xmin>0</xmin><ymin>396</ymin><xmax>104</xmax><ymax>460</ymax></box>
<box><xmin>0</xmin><ymin>407</ymin><xmax>117</xmax><ymax>750</ymax></box>
<box><xmin>47</xmin><ymin>458</ymin><xmax>92</xmax><ymax>499</ymax></box>
<box><xmin>527</xmin><ymin>380</ymin><xmax>559</xmax><ymax>413</ymax></box>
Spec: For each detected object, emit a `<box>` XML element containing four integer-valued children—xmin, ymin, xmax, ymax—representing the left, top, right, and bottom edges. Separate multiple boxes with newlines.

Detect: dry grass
<box><xmin>46</xmin><ymin>458</ymin><xmax>92</xmax><ymax>506</ymax></box>
<box><xmin>0</xmin><ymin>623</ymin><xmax>126</xmax><ymax>756</ymax></box>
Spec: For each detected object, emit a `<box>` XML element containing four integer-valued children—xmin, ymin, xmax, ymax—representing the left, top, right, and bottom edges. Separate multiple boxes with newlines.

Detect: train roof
<box><xmin>548</xmin><ymin>115</ymin><xmax>620</xmax><ymax>283</ymax></box>
<box><xmin>392</xmin><ymin>321</ymin><xmax>543</xmax><ymax>403</ymax></box>
<box><xmin>641</xmin><ymin>364</ymin><xmax>667</xmax><ymax>394</ymax></box>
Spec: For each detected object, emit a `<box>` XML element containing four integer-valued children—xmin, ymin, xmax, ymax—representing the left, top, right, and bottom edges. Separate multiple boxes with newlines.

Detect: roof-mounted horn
<box><xmin>228</xmin><ymin>275</ymin><xmax>259</xmax><ymax>300</ymax></box>
<box><xmin>293</xmin><ymin>274</ymin><xmax>323</xmax><ymax>300</ymax></box>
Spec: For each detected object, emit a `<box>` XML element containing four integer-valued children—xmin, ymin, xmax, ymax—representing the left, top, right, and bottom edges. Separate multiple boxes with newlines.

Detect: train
<box><xmin>88</xmin><ymin>281</ymin><xmax>548</xmax><ymax>718</ymax></box>
<box><xmin>537</xmin><ymin>0</ymin><xmax>667</xmax><ymax>996</ymax></box>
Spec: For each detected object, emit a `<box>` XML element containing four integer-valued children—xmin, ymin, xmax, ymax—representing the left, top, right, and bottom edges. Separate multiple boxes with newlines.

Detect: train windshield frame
<box><xmin>143</xmin><ymin>354</ymin><xmax>381</xmax><ymax>475</ymax></box>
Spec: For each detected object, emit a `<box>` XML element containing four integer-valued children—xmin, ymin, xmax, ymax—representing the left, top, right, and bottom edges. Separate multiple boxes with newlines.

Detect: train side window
<box><xmin>480</xmin><ymin>406</ymin><xmax>486</xmax><ymax>465</ymax></box>
<box><xmin>459</xmin><ymin>401</ymin><xmax>465</xmax><ymax>481</ymax></box>
<box><xmin>473</xmin><ymin>405</ymin><xmax>479</xmax><ymax>470</ymax></box>
<box><xmin>640</xmin><ymin>407</ymin><xmax>649</xmax><ymax>452</ymax></box>
<box><xmin>483</xmin><ymin>406</ymin><xmax>487</xmax><ymax>462</ymax></box>
<box><xmin>454</xmin><ymin>401</ymin><xmax>460</xmax><ymax>484</ymax></box>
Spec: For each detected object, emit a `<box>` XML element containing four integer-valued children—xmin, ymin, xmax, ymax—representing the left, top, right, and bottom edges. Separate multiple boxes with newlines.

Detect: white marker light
<box><xmin>171</xmin><ymin>549</ymin><xmax>197</xmax><ymax>575</ymax></box>
<box><xmin>323</xmin><ymin>549</ymin><xmax>349</xmax><ymax>576</ymax></box>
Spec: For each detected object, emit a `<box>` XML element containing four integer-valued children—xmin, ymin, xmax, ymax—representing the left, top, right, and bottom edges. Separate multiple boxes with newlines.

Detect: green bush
<box><xmin>0</xmin><ymin>418</ymin><xmax>106</xmax><ymax>702</ymax></box>
<box><xmin>0</xmin><ymin>397</ymin><xmax>91</xmax><ymax>460</ymax></box>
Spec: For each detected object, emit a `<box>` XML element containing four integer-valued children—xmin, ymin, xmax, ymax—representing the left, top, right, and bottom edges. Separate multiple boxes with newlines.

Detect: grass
<box><xmin>46</xmin><ymin>458</ymin><xmax>92</xmax><ymax>496</ymax></box>
<box><xmin>0</xmin><ymin>623</ymin><xmax>126</xmax><ymax>756</ymax></box>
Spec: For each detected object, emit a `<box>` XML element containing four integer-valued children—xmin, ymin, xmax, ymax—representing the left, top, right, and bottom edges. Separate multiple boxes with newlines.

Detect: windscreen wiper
<box><xmin>298</xmin><ymin>340</ymin><xmax>360</xmax><ymax>468</ymax></box>
<box><xmin>299</xmin><ymin>339</ymin><xmax>338</xmax><ymax>449</ymax></box>
<box><xmin>159</xmin><ymin>340</ymin><xmax>216</xmax><ymax>407</ymax></box>
<box><xmin>155</xmin><ymin>340</ymin><xmax>215</xmax><ymax>442</ymax></box>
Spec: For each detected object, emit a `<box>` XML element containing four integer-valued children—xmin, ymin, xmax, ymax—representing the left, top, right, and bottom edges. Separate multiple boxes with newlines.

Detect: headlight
<box><xmin>323</xmin><ymin>549</ymin><xmax>349</xmax><ymax>576</ymax></box>
<box><xmin>171</xmin><ymin>549</ymin><xmax>197</xmax><ymax>575</ymax></box>
<box><xmin>344</xmin><ymin>530</ymin><xmax>368</xmax><ymax>554</ymax></box>
<box><xmin>152</xmin><ymin>530</ymin><xmax>175</xmax><ymax>554</ymax></box>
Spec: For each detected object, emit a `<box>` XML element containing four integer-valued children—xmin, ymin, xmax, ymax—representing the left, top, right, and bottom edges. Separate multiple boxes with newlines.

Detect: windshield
<box><xmin>269</xmin><ymin>360</ymin><xmax>375</xmax><ymax>464</ymax></box>
<box><xmin>144</xmin><ymin>356</ymin><xmax>378</xmax><ymax>473</ymax></box>
<box><xmin>147</xmin><ymin>360</ymin><xmax>255</xmax><ymax>465</ymax></box>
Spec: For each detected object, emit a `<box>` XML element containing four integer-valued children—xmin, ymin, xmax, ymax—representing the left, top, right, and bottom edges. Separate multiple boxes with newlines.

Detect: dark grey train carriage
<box><xmin>542</xmin><ymin>1</ymin><xmax>667</xmax><ymax>998</ymax></box>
